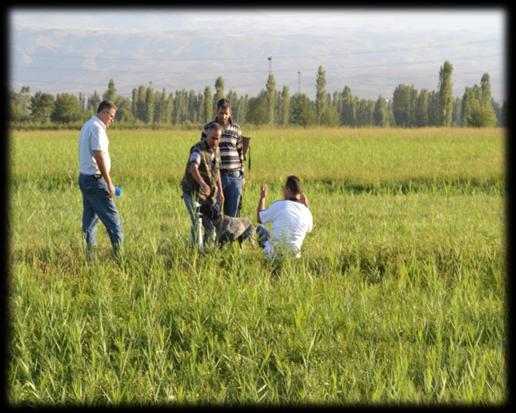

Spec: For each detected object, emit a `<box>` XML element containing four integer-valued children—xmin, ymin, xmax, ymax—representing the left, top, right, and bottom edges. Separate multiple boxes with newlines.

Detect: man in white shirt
<box><xmin>256</xmin><ymin>175</ymin><xmax>313</xmax><ymax>260</ymax></box>
<box><xmin>78</xmin><ymin>100</ymin><xmax>123</xmax><ymax>260</ymax></box>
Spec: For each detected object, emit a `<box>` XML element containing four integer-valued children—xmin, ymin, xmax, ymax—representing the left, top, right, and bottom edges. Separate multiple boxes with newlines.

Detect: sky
<box><xmin>9</xmin><ymin>8</ymin><xmax>506</xmax><ymax>102</ymax></box>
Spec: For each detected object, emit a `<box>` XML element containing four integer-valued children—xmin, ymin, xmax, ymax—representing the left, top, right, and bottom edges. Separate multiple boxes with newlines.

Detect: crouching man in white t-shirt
<box><xmin>256</xmin><ymin>175</ymin><xmax>313</xmax><ymax>260</ymax></box>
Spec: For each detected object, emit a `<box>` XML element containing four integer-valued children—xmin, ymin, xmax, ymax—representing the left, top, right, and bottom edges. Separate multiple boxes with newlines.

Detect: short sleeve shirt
<box><xmin>189</xmin><ymin>149</ymin><xmax>216</xmax><ymax>166</ymax></box>
<box><xmin>259</xmin><ymin>200</ymin><xmax>313</xmax><ymax>255</ymax></box>
<box><xmin>78</xmin><ymin>115</ymin><xmax>110</xmax><ymax>175</ymax></box>
<box><xmin>201</xmin><ymin>119</ymin><xmax>243</xmax><ymax>172</ymax></box>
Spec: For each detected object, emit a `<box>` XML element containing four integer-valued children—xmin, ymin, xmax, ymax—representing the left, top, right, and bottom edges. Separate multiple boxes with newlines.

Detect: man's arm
<box><xmin>299</xmin><ymin>192</ymin><xmax>309</xmax><ymax>209</ymax></box>
<box><xmin>93</xmin><ymin>150</ymin><xmax>115</xmax><ymax>198</ymax></box>
<box><xmin>257</xmin><ymin>183</ymin><xmax>268</xmax><ymax>223</ymax></box>
<box><xmin>190</xmin><ymin>162</ymin><xmax>211</xmax><ymax>196</ymax></box>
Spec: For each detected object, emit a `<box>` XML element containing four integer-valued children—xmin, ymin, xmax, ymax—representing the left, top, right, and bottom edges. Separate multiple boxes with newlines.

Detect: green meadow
<box><xmin>8</xmin><ymin>127</ymin><xmax>506</xmax><ymax>405</ymax></box>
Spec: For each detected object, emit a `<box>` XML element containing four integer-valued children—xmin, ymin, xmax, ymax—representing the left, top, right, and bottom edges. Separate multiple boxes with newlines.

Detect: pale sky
<box><xmin>11</xmin><ymin>9</ymin><xmax>504</xmax><ymax>33</ymax></box>
<box><xmin>9</xmin><ymin>8</ymin><xmax>506</xmax><ymax>102</ymax></box>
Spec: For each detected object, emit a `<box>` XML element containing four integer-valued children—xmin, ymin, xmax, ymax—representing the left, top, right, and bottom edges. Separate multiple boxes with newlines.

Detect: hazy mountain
<box><xmin>10</xmin><ymin>23</ymin><xmax>504</xmax><ymax>102</ymax></box>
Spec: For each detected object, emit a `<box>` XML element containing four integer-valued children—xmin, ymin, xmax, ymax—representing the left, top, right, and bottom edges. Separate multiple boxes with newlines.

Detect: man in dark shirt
<box><xmin>181</xmin><ymin>123</ymin><xmax>224</xmax><ymax>245</ymax></box>
<box><xmin>201</xmin><ymin>98</ymin><xmax>249</xmax><ymax>217</ymax></box>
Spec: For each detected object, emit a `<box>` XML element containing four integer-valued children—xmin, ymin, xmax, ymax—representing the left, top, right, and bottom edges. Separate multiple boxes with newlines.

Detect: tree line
<box><xmin>9</xmin><ymin>61</ymin><xmax>506</xmax><ymax>129</ymax></box>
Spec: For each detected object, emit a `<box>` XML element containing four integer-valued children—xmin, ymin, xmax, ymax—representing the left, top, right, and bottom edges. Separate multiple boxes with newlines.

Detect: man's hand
<box><xmin>257</xmin><ymin>183</ymin><xmax>268</xmax><ymax>224</ymax></box>
<box><xmin>217</xmin><ymin>190</ymin><xmax>225</xmax><ymax>206</ymax></box>
<box><xmin>260</xmin><ymin>184</ymin><xmax>268</xmax><ymax>199</ymax></box>
<box><xmin>93</xmin><ymin>150</ymin><xmax>115</xmax><ymax>198</ymax></box>
<box><xmin>200</xmin><ymin>182</ymin><xmax>211</xmax><ymax>196</ymax></box>
<box><xmin>107</xmin><ymin>182</ymin><xmax>116</xmax><ymax>198</ymax></box>
<box><xmin>299</xmin><ymin>192</ymin><xmax>309</xmax><ymax>208</ymax></box>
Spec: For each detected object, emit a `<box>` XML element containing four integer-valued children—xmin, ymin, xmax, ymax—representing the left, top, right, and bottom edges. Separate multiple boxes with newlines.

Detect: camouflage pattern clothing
<box><xmin>180</xmin><ymin>139</ymin><xmax>221</xmax><ymax>205</ymax></box>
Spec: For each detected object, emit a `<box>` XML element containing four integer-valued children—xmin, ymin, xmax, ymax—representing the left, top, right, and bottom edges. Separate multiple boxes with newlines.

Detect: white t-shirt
<box><xmin>259</xmin><ymin>199</ymin><xmax>313</xmax><ymax>258</ymax></box>
<box><xmin>78</xmin><ymin>115</ymin><xmax>111</xmax><ymax>175</ymax></box>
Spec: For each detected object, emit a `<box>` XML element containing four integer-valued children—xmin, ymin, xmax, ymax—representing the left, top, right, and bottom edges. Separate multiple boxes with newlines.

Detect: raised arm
<box><xmin>299</xmin><ymin>191</ymin><xmax>309</xmax><ymax>208</ymax></box>
<box><xmin>256</xmin><ymin>183</ymin><xmax>268</xmax><ymax>223</ymax></box>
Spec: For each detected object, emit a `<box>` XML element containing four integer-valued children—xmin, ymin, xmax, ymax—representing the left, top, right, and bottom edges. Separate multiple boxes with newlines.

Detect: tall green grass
<box><xmin>8</xmin><ymin>128</ymin><xmax>505</xmax><ymax>405</ymax></box>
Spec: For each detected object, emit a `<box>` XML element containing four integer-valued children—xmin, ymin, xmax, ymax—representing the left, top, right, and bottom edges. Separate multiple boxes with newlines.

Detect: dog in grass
<box><xmin>199</xmin><ymin>203</ymin><xmax>254</xmax><ymax>247</ymax></box>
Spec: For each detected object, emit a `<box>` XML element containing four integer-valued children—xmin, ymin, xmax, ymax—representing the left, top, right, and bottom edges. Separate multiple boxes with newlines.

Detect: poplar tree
<box><xmin>17</xmin><ymin>86</ymin><xmax>32</xmax><ymax>119</ymax></box>
<box><xmin>87</xmin><ymin>91</ymin><xmax>101</xmax><ymax>115</ymax></box>
<box><xmin>226</xmin><ymin>90</ymin><xmax>239</xmax><ymax>121</ymax></box>
<box><xmin>480</xmin><ymin>73</ymin><xmax>493</xmax><ymax>107</ymax></box>
<box><xmin>462</xmin><ymin>75</ymin><xmax>496</xmax><ymax>127</ymax></box>
<box><xmin>214</xmin><ymin>76</ymin><xmax>224</xmax><ymax>112</ymax></box>
<box><xmin>438</xmin><ymin>60</ymin><xmax>453</xmax><ymax>126</ymax></box>
<box><xmin>409</xmin><ymin>86</ymin><xmax>418</xmax><ymax>127</ymax></box>
<box><xmin>333</xmin><ymin>91</ymin><xmax>342</xmax><ymax>118</ymax></box>
<box><xmin>103</xmin><ymin>79</ymin><xmax>117</xmax><ymax>101</ymax></box>
<box><xmin>163</xmin><ymin>93</ymin><xmax>174</xmax><ymax>125</ymax></box>
<box><xmin>30</xmin><ymin>91</ymin><xmax>55</xmax><ymax>123</ymax></box>
<box><xmin>355</xmin><ymin>98</ymin><xmax>374</xmax><ymax>127</ymax></box>
<box><xmin>144</xmin><ymin>86</ymin><xmax>155</xmax><ymax>124</ymax></box>
<box><xmin>173</xmin><ymin>89</ymin><xmax>188</xmax><ymax>124</ymax></box>
<box><xmin>236</xmin><ymin>95</ymin><xmax>248</xmax><ymax>124</ymax></box>
<box><xmin>479</xmin><ymin>73</ymin><xmax>497</xmax><ymax>126</ymax></box>
<box><xmin>315</xmin><ymin>65</ymin><xmax>327</xmax><ymax>125</ymax></box>
<box><xmin>374</xmin><ymin>95</ymin><xmax>388</xmax><ymax>127</ymax></box>
<box><xmin>246</xmin><ymin>90</ymin><xmax>268</xmax><ymax>125</ymax></box>
<box><xmin>280</xmin><ymin>86</ymin><xmax>290</xmax><ymax>126</ymax></box>
<box><xmin>265</xmin><ymin>74</ymin><xmax>276</xmax><ymax>125</ymax></box>
<box><xmin>52</xmin><ymin>93</ymin><xmax>83</xmax><ymax>123</ymax></box>
<box><xmin>393</xmin><ymin>84</ymin><xmax>418</xmax><ymax>127</ymax></box>
<box><xmin>320</xmin><ymin>92</ymin><xmax>339</xmax><ymax>126</ymax></box>
<box><xmin>78</xmin><ymin>93</ymin><xmax>87</xmax><ymax>112</ymax></box>
<box><xmin>340</xmin><ymin>86</ymin><xmax>355</xmax><ymax>126</ymax></box>
<box><xmin>428</xmin><ymin>90</ymin><xmax>440</xmax><ymax>126</ymax></box>
<box><xmin>114</xmin><ymin>96</ymin><xmax>133</xmax><ymax>123</ymax></box>
<box><xmin>9</xmin><ymin>90</ymin><xmax>22</xmax><ymax>121</ymax></box>
<box><xmin>154</xmin><ymin>89</ymin><xmax>167</xmax><ymax>124</ymax></box>
<box><xmin>415</xmin><ymin>89</ymin><xmax>430</xmax><ymax>127</ymax></box>
<box><xmin>452</xmin><ymin>97</ymin><xmax>462</xmax><ymax>127</ymax></box>
<box><xmin>392</xmin><ymin>84</ymin><xmax>411</xmax><ymax>127</ymax></box>
<box><xmin>203</xmin><ymin>86</ymin><xmax>213</xmax><ymax>122</ymax></box>
<box><xmin>461</xmin><ymin>86</ymin><xmax>477</xmax><ymax>126</ymax></box>
<box><xmin>131</xmin><ymin>88</ymin><xmax>138</xmax><ymax>119</ymax></box>
<box><xmin>136</xmin><ymin>86</ymin><xmax>146</xmax><ymax>121</ymax></box>
<box><xmin>290</xmin><ymin>93</ymin><xmax>315</xmax><ymax>127</ymax></box>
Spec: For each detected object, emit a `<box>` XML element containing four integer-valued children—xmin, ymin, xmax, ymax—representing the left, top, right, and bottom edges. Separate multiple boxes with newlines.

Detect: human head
<box><xmin>216</xmin><ymin>98</ymin><xmax>232</xmax><ymax>126</ymax></box>
<box><xmin>97</xmin><ymin>100</ymin><xmax>117</xmax><ymax>128</ymax></box>
<box><xmin>205</xmin><ymin>122</ymin><xmax>222</xmax><ymax>149</ymax></box>
<box><xmin>284</xmin><ymin>175</ymin><xmax>302</xmax><ymax>199</ymax></box>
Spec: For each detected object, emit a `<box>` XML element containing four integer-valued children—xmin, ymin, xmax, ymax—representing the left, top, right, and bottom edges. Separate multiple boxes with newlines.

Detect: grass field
<box><xmin>8</xmin><ymin>127</ymin><xmax>506</xmax><ymax>405</ymax></box>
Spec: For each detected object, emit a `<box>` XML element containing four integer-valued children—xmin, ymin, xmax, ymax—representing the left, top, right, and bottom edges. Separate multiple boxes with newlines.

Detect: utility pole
<box><xmin>297</xmin><ymin>71</ymin><xmax>301</xmax><ymax>95</ymax></box>
<box><xmin>268</xmin><ymin>57</ymin><xmax>272</xmax><ymax>75</ymax></box>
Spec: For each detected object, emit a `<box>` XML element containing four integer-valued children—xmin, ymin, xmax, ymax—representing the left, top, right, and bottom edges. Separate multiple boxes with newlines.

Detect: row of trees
<box><xmin>9</xmin><ymin>61</ymin><xmax>505</xmax><ymax>128</ymax></box>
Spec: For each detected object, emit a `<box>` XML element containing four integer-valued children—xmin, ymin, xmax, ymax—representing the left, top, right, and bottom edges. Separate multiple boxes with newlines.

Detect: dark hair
<box><xmin>216</xmin><ymin>98</ymin><xmax>231</xmax><ymax>110</ymax></box>
<box><xmin>285</xmin><ymin>175</ymin><xmax>302</xmax><ymax>195</ymax></box>
<box><xmin>97</xmin><ymin>100</ymin><xmax>117</xmax><ymax>113</ymax></box>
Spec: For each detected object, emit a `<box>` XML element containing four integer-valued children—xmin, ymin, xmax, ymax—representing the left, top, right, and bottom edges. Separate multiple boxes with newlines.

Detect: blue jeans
<box><xmin>256</xmin><ymin>224</ymin><xmax>274</xmax><ymax>259</ymax></box>
<box><xmin>182</xmin><ymin>192</ymin><xmax>216</xmax><ymax>244</ymax></box>
<box><xmin>78</xmin><ymin>174</ymin><xmax>123</xmax><ymax>249</ymax></box>
<box><xmin>221</xmin><ymin>171</ymin><xmax>243</xmax><ymax>217</ymax></box>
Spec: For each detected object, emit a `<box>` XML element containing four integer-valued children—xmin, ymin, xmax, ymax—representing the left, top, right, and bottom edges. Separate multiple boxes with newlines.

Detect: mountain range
<box><xmin>10</xmin><ymin>21</ymin><xmax>505</xmax><ymax>102</ymax></box>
